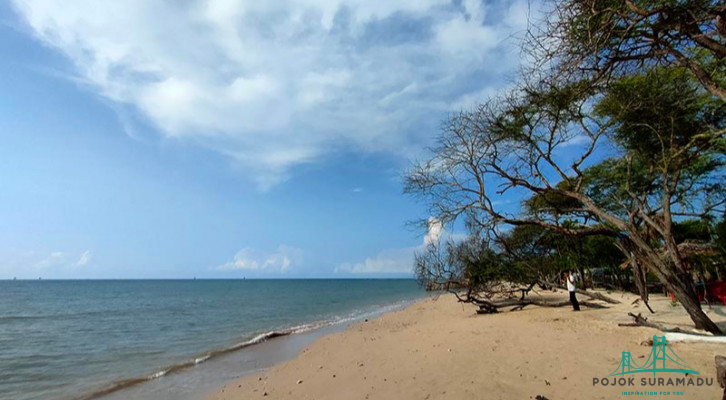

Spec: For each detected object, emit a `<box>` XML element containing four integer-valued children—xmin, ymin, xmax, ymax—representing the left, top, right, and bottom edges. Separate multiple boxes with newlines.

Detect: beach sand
<box><xmin>206</xmin><ymin>290</ymin><xmax>726</xmax><ymax>400</ymax></box>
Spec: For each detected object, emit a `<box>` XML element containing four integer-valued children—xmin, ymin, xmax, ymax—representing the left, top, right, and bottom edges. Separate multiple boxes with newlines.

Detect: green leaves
<box><xmin>595</xmin><ymin>67</ymin><xmax>710</xmax><ymax>157</ymax></box>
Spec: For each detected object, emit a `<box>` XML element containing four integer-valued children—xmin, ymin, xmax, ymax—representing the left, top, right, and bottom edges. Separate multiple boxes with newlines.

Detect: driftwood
<box><xmin>716</xmin><ymin>355</ymin><xmax>726</xmax><ymax>400</ymax></box>
<box><xmin>570</xmin><ymin>287</ymin><xmax>621</xmax><ymax>304</ymax></box>
<box><xmin>475</xmin><ymin>298</ymin><xmax>608</xmax><ymax>314</ymax></box>
<box><xmin>506</xmin><ymin>282</ymin><xmax>537</xmax><ymax>300</ymax></box>
<box><xmin>618</xmin><ymin>312</ymin><xmax>686</xmax><ymax>333</ymax></box>
<box><xmin>453</xmin><ymin>283</ymin><xmax>614</xmax><ymax>314</ymax></box>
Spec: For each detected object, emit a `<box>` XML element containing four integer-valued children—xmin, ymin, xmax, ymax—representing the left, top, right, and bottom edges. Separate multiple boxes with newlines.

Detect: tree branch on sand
<box><xmin>452</xmin><ymin>285</ymin><xmax>611</xmax><ymax>314</ymax></box>
<box><xmin>475</xmin><ymin>298</ymin><xmax>609</xmax><ymax>314</ymax></box>
<box><xmin>618</xmin><ymin>312</ymin><xmax>689</xmax><ymax>333</ymax></box>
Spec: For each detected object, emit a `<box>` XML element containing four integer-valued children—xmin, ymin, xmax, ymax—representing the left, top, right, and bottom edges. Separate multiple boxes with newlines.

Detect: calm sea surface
<box><xmin>0</xmin><ymin>279</ymin><xmax>425</xmax><ymax>400</ymax></box>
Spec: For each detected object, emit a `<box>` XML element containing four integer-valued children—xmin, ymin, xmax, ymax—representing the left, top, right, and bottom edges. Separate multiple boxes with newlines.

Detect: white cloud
<box><xmin>7</xmin><ymin>250</ymin><xmax>92</xmax><ymax>271</ymax></box>
<box><xmin>338</xmin><ymin>216</ymin><xmax>448</xmax><ymax>274</ymax></box>
<box><xmin>35</xmin><ymin>251</ymin><xmax>67</xmax><ymax>269</ymax></box>
<box><xmin>423</xmin><ymin>216</ymin><xmax>443</xmax><ymax>246</ymax></box>
<box><xmin>10</xmin><ymin>0</ymin><xmax>531</xmax><ymax>188</ymax></box>
<box><xmin>559</xmin><ymin>134</ymin><xmax>592</xmax><ymax>147</ymax></box>
<box><xmin>217</xmin><ymin>245</ymin><xmax>302</xmax><ymax>272</ymax></box>
<box><xmin>337</xmin><ymin>247</ymin><xmax>415</xmax><ymax>274</ymax></box>
<box><xmin>76</xmin><ymin>250</ymin><xmax>92</xmax><ymax>266</ymax></box>
<box><xmin>218</xmin><ymin>248</ymin><xmax>260</xmax><ymax>271</ymax></box>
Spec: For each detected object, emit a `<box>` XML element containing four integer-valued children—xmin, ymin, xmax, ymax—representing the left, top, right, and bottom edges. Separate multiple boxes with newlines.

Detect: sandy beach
<box><xmin>206</xmin><ymin>289</ymin><xmax>726</xmax><ymax>400</ymax></box>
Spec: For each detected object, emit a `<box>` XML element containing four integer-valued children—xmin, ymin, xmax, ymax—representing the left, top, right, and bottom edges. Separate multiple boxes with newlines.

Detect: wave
<box><xmin>69</xmin><ymin>298</ymin><xmax>418</xmax><ymax>400</ymax></box>
<box><xmin>70</xmin><ymin>328</ymin><xmax>295</xmax><ymax>400</ymax></box>
<box><xmin>0</xmin><ymin>315</ymin><xmax>48</xmax><ymax>321</ymax></box>
<box><xmin>0</xmin><ymin>309</ymin><xmax>135</xmax><ymax>322</ymax></box>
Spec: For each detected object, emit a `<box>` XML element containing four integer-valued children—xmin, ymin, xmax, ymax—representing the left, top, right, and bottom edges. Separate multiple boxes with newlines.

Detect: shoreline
<box><xmin>206</xmin><ymin>290</ymin><xmax>726</xmax><ymax>400</ymax></box>
<box><xmin>94</xmin><ymin>297</ymin><xmax>425</xmax><ymax>400</ymax></box>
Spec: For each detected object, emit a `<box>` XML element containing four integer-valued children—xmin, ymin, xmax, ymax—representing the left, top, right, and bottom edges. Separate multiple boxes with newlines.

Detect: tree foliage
<box><xmin>532</xmin><ymin>0</ymin><xmax>726</xmax><ymax>100</ymax></box>
<box><xmin>406</xmin><ymin>5</ymin><xmax>726</xmax><ymax>332</ymax></box>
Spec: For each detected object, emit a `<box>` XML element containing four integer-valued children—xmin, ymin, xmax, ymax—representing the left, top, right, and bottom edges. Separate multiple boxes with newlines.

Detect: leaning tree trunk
<box><xmin>641</xmin><ymin>256</ymin><xmax>723</xmax><ymax>334</ymax></box>
<box><xmin>664</xmin><ymin>269</ymin><xmax>721</xmax><ymax>334</ymax></box>
<box><xmin>625</xmin><ymin>235</ymin><xmax>723</xmax><ymax>335</ymax></box>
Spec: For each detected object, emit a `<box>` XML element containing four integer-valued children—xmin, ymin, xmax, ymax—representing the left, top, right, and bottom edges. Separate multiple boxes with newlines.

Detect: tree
<box><xmin>673</xmin><ymin>219</ymin><xmax>714</xmax><ymax>243</ymax></box>
<box><xmin>414</xmin><ymin>233</ymin><xmax>519</xmax><ymax>293</ymax></box>
<box><xmin>532</xmin><ymin>0</ymin><xmax>726</xmax><ymax>101</ymax></box>
<box><xmin>717</xmin><ymin>215</ymin><xmax>726</xmax><ymax>252</ymax></box>
<box><xmin>405</xmin><ymin>68</ymin><xmax>725</xmax><ymax>333</ymax></box>
<box><xmin>496</xmin><ymin>224</ymin><xmax>561</xmax><ymax>285</ymax></box>
<box><xmin>413</xmin><ymin>218</ymin><xmax>624</xmax><ymax>311</ymax></box>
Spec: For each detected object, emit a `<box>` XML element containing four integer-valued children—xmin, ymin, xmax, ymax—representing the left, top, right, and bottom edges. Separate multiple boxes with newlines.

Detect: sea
<box><xmin>0</xmin><ymin>279</ymin><xmax>426</xmax><ymax>400</ymax></box>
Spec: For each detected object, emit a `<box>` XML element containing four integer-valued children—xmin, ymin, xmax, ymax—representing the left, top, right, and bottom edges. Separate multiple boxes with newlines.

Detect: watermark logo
<box><xmin>592</xmin><ymin>335</ymin><xmax>713</xmax><ymax>390</ymax></box>
<box><xmin>609</xmin><ymin>335</ymin><xmax>698</xmax><ymax>377</ymax></box>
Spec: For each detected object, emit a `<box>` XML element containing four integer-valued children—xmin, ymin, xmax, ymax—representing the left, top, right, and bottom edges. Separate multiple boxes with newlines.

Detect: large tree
<box><xmin>405</xmin><ymin>67</ymin><xmax>725</xmax><ymax>333</ymax></box>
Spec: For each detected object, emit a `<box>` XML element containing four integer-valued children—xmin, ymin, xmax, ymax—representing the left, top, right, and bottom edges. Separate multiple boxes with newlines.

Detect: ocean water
<box><xmin>0</xmin><ymin>279</ymin><xmax>425</xmax><ymax>400</ymax></box>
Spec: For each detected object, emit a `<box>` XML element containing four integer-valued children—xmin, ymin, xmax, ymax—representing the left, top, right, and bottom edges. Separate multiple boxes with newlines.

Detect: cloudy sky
<box><xmin>0</xmin><ymin>0</ymin><xmax>531</xmax><ymax>279</ymax></box>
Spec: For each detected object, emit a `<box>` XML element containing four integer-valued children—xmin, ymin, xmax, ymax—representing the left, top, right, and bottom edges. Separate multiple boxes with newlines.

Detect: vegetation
<box><xmin>405</xmin><ymin>0</ymin><xmax>726</xmax><ymax>334</ymax></box>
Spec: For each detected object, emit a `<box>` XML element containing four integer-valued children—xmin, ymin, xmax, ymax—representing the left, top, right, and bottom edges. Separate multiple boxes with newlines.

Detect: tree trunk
<box><xmin>576</xmin><ymin>240</ymin><xmax>587</xmax><ymax>290</ymax></box>
<box><xmin>668</xmin><ymin>272</ymin><xmax>722</xmax><ymax>334</ymax></box>
<box><xmin>624</xmin><ymin>234</ymin><xmax>723</xmax><ymax>335</ymax></box>
<box><xmin>647</xmin><ymin>251</ymin><xmax>723</xmax><ymax>334</ymax></box>
<box><xmin>577</xmin><ymin>265</ymin><xmax>587</xmax><ymax>290</ymax></box>
<box><xmin>631</xmin><ymin>260</ymin><xmax>654</xmax><ymax>313</ymax></box>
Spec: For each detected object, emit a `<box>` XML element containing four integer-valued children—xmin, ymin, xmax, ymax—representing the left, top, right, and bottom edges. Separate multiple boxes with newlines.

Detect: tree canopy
<box><xmin>406</xmin><ymin>0</ymin><xmax>726</xmax><ymax>334</ymax></box>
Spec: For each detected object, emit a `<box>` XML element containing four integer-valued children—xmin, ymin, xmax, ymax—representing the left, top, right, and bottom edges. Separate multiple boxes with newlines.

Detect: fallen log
<box><xmin>617</xmin><ymin>312</ymin><xmax>686</xmax><ymax>333</ymax></box>
<box><xmin>571</xmin><ymin>287</ymin><xmax>621</xmax><ymax>304</ymax></box>
<box><xmin>504</xmin><ymin>282</ymin><xmax>538</xmax><ymax>300</ymax></box>
<box><xmin>453</xmin><ymin>285</ymin><xmax>612</xmax><ymax>314</ymax></box>
<box><xmin>474</xmin><ymin>299</ymin><xmax>499</xmax><ymax>314</ymax></box>
<box><xmin>476</xmin><ymin>298</ymin><xmax>608</xmax><ymax>314</ymax></box>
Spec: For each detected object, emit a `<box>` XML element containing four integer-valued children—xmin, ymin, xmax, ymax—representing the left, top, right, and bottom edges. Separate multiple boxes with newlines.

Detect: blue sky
<box><xmin>0</xmin><ymin>0</ymin><xmax>531</xmax><ymax>279</ymax></box>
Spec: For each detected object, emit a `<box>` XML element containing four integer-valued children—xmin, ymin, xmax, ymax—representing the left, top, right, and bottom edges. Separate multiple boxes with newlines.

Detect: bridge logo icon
<box><xmin>609</xmin><ymin>335</ymin><xmax>700</xmax><ymax>377</ymax></box>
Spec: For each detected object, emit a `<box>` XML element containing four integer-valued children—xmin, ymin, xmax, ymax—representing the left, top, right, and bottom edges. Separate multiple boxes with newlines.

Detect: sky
<box><xmin>0</xmin><ymin>0</ymin><xmax>532</xmax><ymax>279</ymax></box>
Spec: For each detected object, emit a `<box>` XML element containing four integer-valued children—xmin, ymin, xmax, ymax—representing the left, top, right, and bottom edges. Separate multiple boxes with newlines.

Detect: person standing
<box><xmin>565</xmin><ymin>271</ymin><xmax>580</xmax><ymax>311</ymax></box>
